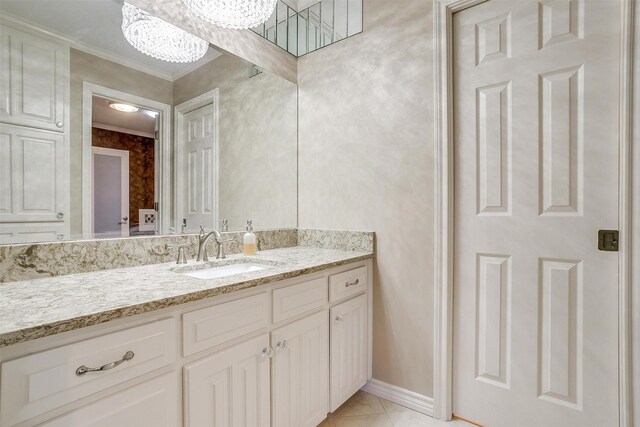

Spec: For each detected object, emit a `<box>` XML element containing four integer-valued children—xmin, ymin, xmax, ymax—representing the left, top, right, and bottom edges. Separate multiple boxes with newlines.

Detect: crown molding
<box><xmin>72</xmin><ymin>41</ymin><xmax>174</xmax><ymax>81</ymax></box>
<box><xmin>170</xmin><ymin>51</ymin><xmax>222</xmax><ymax>81</ymax></box>
<box><xmin>0</xmin><ymin>11</ymin><xmax>219</xmax><ymax>82</ymax></box>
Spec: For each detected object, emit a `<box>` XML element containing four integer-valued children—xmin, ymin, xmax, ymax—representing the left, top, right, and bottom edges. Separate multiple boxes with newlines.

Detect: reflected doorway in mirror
<box><xmin>82</xmin><ymin>82</ymin><xmax>172</xmax><ymax>239</ymax></box>
<box><xmin>174</xmin><ymin>89</ymin><xmax>220</xmax><ymax>234</ymax></box>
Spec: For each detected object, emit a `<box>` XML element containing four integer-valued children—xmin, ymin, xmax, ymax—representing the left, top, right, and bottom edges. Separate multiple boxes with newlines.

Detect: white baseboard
<box><xmin>361</xmin><ymin>378</ymin><xmax>435</xmax><ymax>417</ymax></box>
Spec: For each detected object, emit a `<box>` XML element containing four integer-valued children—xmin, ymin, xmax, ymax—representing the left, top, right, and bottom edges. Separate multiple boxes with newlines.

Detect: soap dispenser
<box><xmin>243</xmin><ymin>220</ymin><xmax>257</xmax><ymax>255</ymax></box>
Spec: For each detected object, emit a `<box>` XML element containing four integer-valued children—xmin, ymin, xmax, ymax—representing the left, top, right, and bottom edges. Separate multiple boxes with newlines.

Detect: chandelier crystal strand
<box><xmin>181</xmin><ymin>0</ymin><xmax>278</xmax><ymax>30</ymax></box>
<box><xmin>122</xmin><ymin>2</ymin><xmax>209</xmax><ymax>63</ymax></box>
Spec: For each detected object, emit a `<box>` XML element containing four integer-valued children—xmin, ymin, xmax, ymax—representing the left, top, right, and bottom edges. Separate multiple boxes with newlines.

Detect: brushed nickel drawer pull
<box><xmin>75</xmin><ymin>351</ymin><xmax>135</xmax><ymax>376</ymax></box>
<box><xmin>345</xmin><ymin>278</ymin><xmax>360</xmax><ymax>288</ymax></box>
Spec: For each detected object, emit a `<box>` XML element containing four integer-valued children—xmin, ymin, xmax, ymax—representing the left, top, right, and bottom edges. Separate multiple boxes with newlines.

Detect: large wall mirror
<box><xmin>0</xmin><ymin>0</ymin><xmax>298</xmax><ymax>244</ymax></box>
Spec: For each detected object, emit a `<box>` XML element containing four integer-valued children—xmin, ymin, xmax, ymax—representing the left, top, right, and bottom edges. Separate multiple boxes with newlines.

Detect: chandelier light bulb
<box><xmin>181</xmin><ymin>0</ymin><xmax>278</xmax><ymax>30</ymax></box>
<box><xmin>122</xmin><ymin>2</ymin><xmax>209</xmax><ymax>63</ymax></box>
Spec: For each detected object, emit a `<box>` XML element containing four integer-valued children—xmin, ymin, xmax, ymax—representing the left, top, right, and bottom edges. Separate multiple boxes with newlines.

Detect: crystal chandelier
<box><xmin>122</xmin><ymin>2</ymin><xmax>209</xmax><ymax>63</ymax></box>
<box><xmin>181</xmin><ymin>0</ymin><xmax>278</xmax><ymax>30</ymax></box>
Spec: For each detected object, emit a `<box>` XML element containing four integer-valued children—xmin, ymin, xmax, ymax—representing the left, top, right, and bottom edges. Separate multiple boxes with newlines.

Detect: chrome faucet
<box><xmin>197</xmin><ymin>226</ymin><xmax>233</xmax><ymax>261</ymax></box>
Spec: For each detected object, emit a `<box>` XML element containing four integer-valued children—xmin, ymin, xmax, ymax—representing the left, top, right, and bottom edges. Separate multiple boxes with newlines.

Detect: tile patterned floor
<box><xmin>318</xmin><ymin>391</ymin><xmax>473</xmax><ymax>426</ymax></box>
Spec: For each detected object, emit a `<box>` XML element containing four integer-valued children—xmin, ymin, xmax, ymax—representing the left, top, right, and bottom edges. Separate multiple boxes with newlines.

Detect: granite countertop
<box><xmin>0</xmin><ymin>246</ymin><xmax>373</xmax><ymax>348</ymax></box>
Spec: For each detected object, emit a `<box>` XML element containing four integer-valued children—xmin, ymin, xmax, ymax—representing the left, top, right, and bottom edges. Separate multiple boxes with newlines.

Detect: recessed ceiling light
<box><xmin>144</xmin><ymin>110</ymin><xmax>159</xmax><ymax>118</ymax></box>
<box><xmin>108</xmin><ymin>101</ymin><xmax>139</xmax><ymax>113</ymax></box>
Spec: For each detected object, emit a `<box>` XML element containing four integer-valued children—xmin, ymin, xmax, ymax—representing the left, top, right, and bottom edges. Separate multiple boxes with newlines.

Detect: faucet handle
<box><xmin>167</xmin><ymin>244</ymin><xmax>188</xmax><ymax>264</ymax></box>
<box><xmin>215</xmin><ymin>237</ymin><xmax>234</xmax><ymax>259</ymax></box>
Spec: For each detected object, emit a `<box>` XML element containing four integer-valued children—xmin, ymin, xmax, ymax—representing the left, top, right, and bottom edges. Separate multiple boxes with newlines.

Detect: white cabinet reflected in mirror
<box><xmin>0</xmin><ymin>0</ymin><xmax>298</xmax><ymax>244</ymax></box>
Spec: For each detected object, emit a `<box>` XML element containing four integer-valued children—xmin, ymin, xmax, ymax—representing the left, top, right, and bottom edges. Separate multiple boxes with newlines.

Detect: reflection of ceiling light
<box><xmin>144</xmin><ymin>110</ymin><xmax>159</xmax><ymax>118</ymax></box>
<box><xmin>121</xmin><ymin>2</ymin><xmax>209</xmax><ymax>63</ymax></box>
<box><xmin>109</xmin><ymin>101</ymin><xmax>139</xmax><ymax>113</ymax></box>
<box><xmin>181</xmin><ymin>0</ymin><xmax>278</xmax><ymax>30</ymax></box>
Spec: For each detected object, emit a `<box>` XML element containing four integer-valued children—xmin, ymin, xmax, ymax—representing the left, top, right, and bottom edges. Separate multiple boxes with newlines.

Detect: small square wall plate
<box><xmin>139</xmin><ymin>209</ymin><xmax>156</xmax><ymax>231</ymax></box>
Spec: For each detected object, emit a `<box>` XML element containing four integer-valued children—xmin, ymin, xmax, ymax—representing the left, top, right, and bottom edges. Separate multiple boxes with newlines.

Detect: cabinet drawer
<box><xmin>329</xmin><ymin>266</ymin><xmax>367</xmax><ymax>302</ymax></box>
<box><xmin>273</xmin><ymin>277</ymin><xmax>327</xmax><ymax>323</ymax></box>
<box><xmin>183</xmin><ymin>293</ymin><xmax>269</xmax><ymax>356</ymax></box>
<box><xmin>0</xmin><ymin>318</ymin><xmax>176</xmax><ymax>426</ymax></box>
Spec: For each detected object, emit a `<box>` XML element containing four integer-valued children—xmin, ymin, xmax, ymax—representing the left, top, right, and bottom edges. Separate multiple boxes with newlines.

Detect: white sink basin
<box><xmin>183</xmin><ymin>263</ymin><xmax>272</xmax><ymax>280</ymax></box>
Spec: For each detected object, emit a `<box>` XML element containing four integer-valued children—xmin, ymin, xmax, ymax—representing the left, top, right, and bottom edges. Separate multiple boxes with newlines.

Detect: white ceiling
<box><xmin>0</xmin><ymin>0</ymin><xmax>222</xmax><ymax>81</ymax></box>
<box><xmin>92</xmin><ymin>96</ymin><xmax>157</xmax><ymax>137</ymax></box>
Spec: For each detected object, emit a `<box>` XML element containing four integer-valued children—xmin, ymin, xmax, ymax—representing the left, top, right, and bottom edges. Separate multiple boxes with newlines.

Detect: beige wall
<box><xmin>174</xmin><ymin>55</ymin><xmax>298</xmax><ymax>231</ymax></box>
<box><xmin>69</xmin><ymin>49</ymin><xmax>173</xmax><ymax>237</ymax></box>
<box><xmin>298</xmin><ymin>0</ymin><xmax>435</xmax><ymax>397</ymax></box>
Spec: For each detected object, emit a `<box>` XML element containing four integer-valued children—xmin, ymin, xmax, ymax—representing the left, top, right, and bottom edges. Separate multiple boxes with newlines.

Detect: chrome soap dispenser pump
<box><xmin>243</xmin><ymin>220</ymin><xmax>257</xmax><ymax>255</ymax></box>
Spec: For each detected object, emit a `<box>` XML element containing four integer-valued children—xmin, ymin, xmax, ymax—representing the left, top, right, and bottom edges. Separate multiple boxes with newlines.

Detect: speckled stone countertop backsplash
<box><xmin>0</xmin><ymin>229</ymin><xmax>374</xmax><ymax>284</ymax></box>
<box><xmin>297</xmin><ymin>229</ymin><xmax>375</xmax><ymax>253</ymax></box>
<box><xmin>0</xmin><ymin>229</ymin><xmax>298</xmax><ymax>284</ymax></box>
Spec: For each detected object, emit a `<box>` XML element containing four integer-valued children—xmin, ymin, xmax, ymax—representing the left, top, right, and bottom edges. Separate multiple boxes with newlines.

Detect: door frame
<box><xmin>91</xmin><ymin>146</ymin><xmax>129</xmax><ymax>237</ymax></box>
<box><xmin>82</xmin><ymin>82</ymin><xmax>172</xmax><ymax>238</ymax></box>
<box><xmin>633</xmin><ymin>2</ymin><xmax>640</xmax><ymax>425</ymax></box>
<box><xmin>174</xmin><ymin>89</ymin><xmax>220</xmax><ymax>233</ymax></box>
<box><xmin>432</xmin><ymin>0</ymin><xmax>637</xmax><ymax>423</ymax></box>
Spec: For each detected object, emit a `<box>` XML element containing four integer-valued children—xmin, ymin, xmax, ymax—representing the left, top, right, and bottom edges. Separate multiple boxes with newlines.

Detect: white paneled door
<box><xmin>92</xmin><ymin>147</ymin><xmax>129</xmax><ymax>238</ymax></box>
<box><xmin>0</xmin><ymin>123</ymin><xmax>68</xmax><ymax>242</ymax></box>
<box><xmin>178</xmin><ymin>102</ymin><xmax>216</xmax><ymax>233</ymax></box>
<box><xmin>452</xmin><ymin>1</ymin><xmax>620</xmax><ymax>426</ymax></box>
<box><xmin>0</xmin><ymin>124</ymin><xmax>65</xmax><ymax>223</ymax></box>
<box><xmin>0</xmin><ymin>23</ymin><xmax>68</xmax><ymax>132</ymax></box>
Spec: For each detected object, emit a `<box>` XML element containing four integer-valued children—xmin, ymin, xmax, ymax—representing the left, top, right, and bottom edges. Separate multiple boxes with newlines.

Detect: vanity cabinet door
<box><xmin>39</xmin><ymin>373</ymin><xmax>178</xmax><ymax>427</ymax></box>
<box><xmin>271</xmin><ymin>310</ymin><xmax>329</xmax><ymax>427</ymax></box>
<box><xmin>330</xmin><ymin>294</ymin><xmax>368</xmax><ymax>412</ymax></box>
<box><xmin>0</xmin><ymin>23</ymin><xmax>68</xmax><ymax>132</ymax></box>
<box><xmin>184</xmin><ymin>334</ymin><xmax>270</xmax><ymax>427</ymax></box>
